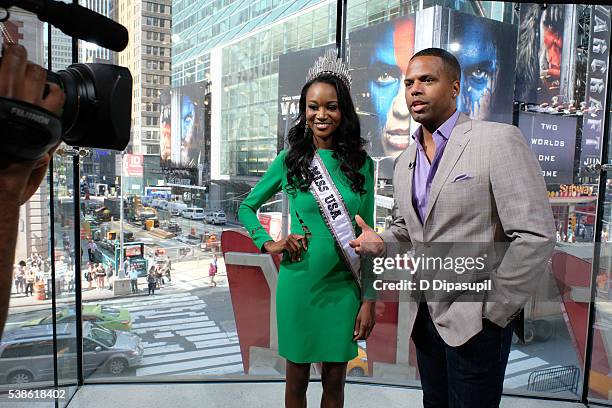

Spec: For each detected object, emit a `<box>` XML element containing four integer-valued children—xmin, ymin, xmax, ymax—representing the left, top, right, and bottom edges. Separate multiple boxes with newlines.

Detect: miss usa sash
<box><xmin>309</xmin><ymin>152</ymin><xmax>361</xmax><ymax>288</ymax></box>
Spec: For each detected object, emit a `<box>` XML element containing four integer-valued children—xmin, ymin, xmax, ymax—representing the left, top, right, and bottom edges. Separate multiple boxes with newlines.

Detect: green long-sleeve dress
<box><xmin>238</xmin><ymin>148</ymin><xmax>374</xmax><ymax>363</ymax></box>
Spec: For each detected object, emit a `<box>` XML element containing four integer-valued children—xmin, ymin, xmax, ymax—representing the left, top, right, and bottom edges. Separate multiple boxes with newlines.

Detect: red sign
<box><xmin>258</xmin><ymin>214</ymin><xmax>271</xmax><ymax>233</ymax></box>
<box><xmin>124</xmin><ymin>154</ymin><xmax>143</xmax><ymax>176</ymax></box>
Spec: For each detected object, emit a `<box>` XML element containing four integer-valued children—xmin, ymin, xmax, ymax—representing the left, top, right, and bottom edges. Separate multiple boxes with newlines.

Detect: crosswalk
<box><xmin>92</xmin><ymin>292</ymin><xmax>243</xmax><ymax>378</ymax></box>
<box><xmin>165</xmin><ymin>273</ymin><xmax>227</xmax><ymax>292</ymax></box>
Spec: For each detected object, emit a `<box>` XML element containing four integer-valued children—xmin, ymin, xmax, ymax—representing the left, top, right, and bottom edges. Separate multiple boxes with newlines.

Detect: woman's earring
<box><xmin>304</xmin><ymin>123</ymin><xmax>309</xmax><ymax>135</ymax></box>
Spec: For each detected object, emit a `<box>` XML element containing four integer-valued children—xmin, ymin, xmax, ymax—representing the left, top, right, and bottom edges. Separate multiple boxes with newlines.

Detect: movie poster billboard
<box><xmin>447</xmin><ymin>10</ymin><xmax>517</xmax><ymax>125</ymax></box>
<box><xmin>159</xmin><ymin>90</ymin><xmax>172</xmax><ymax>164</ymax></box>
<box><xmin>515</xmin><ymin>4</ymin><xmax>566</xmax><ymax>105</ymax></box>
<box><xmin>277</xmin><ymin>45</ymin><xmax>332</xmax><ymax>153</ymax></box>
<box><xmin>349</xmin><ymin>16</ymin><xmax>416</xmax><ymax>166</ymax></box>
<box><xmin>348</xmin><ymin>11</ymin><xmax>515</xmax><ymax>178</ymax></box>
<box><xmin>518</xmin><ymin>111</ymin><xmax>577</xmax><ymax>185</ymax></box>
<box><xmin>170</xmin><ymin>82</ymin><xmax>207</xmax><ymax>167</ymax></box>
<box><xmin>580</xmin><ymin>5</ymin><xmax>611</xmax><ymax>174</ymax></box>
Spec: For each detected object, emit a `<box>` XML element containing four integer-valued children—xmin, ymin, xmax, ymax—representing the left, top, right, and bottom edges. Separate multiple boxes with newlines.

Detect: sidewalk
<box><xmin>7</xmin><ymin>257</ymin><xmax>228</xmax><ymax>314</ymax></box>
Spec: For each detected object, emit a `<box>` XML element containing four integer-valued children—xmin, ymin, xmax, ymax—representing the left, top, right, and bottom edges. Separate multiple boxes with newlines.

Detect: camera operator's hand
<box><xmin>0</xmin><ymin>43</ymin><xmax>66</xmax><ymax>338</ymax></box>
<box><xmin>0</xmin><ymin>43</ymin><xmax>65</xmax><ymax>205</ymax></box>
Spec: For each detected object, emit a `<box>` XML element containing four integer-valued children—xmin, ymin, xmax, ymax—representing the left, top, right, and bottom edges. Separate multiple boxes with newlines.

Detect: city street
<box><xmin>5</xmin><ymin>257</ymin><xmax>245</xmax><ymax>379</ymax></box>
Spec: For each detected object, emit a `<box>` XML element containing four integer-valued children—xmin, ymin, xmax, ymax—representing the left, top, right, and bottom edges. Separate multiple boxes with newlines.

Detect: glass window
<box><xmin>1</xmin><ymin>343</ymin><xmax>34</xmax><ymax>359</ymax></box>
<box><xmin>20</xmin><ymin>0</ymin><xmax>612</xmax><ymax>404</ymax></box>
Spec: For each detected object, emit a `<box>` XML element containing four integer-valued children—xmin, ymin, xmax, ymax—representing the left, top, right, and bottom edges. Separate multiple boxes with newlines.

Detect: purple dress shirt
<box><xmin>412</xmin><ymin>110</ymin><xmax>461</xmax><ymax>224</ymax></box>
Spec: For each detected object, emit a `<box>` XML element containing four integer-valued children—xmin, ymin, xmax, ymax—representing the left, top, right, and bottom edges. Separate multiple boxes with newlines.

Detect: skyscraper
<box><xmin>119</xmin><ymin>0</ymin><xmax>172</xmax><ymax>156</ymax></box>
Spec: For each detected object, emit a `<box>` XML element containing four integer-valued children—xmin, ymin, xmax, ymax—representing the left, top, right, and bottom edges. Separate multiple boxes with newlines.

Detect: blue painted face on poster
<box><xmin>449</xmin><ymin>11</ymin><xmax>516</xmax><ymax>124</ymax></box>
<box><xmin>181</xmin><ymin>95</ymin><xmax>195</xmax><ymax>165</ymax></box>
<box><xmin>350</xmin><ymin>18</ymin><xmax>415</xmax><ymax>162</ymax></box>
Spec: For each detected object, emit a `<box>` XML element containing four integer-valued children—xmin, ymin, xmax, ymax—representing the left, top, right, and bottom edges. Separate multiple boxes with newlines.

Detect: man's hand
<box><xmin>0</xmin><ymin>43</ymin><xmax>66</xmax><ymax>338</ymax></box>
<box><xmin>349</xmin><ymin>215</ymin><xmax>385</xmax><ymax>256</ymax></box>
<box><xmin>0</xmin><ymin>43</ymin><xmax>65</xmax><ymax>205</ymax></box>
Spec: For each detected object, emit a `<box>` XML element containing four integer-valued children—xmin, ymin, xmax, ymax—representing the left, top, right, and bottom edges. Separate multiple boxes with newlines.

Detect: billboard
<box><xmin>518</xmin><ymin>111</ymin><xmax>577</xmax><ymax>185</ymax></box>
<box><xmin>170</xmin><ymin>82</ymin><xmax>207</xmax><ymax>167</ymax></box>
<box><xmin>349</xmin><ymin>16</ymin><xmax>416</xmax><ymax>162</ymax></box>
<box><xmin>580</xmin><ymin>5</ymin><xmax>611</xmax><ymax>173</ymax></box>
<box><xmin>277</xmin><ymin>45</ymin><xmax>332</xmax><ymax>153</ymax></box>
<box><xmin>348</xmin><ymin>10</ymin><xmax>516</xmax><ymax>177</ymax></box>
<box><xmin>124</xmin><ymin>154</ymin><xmax>144</xmax><ymax>177</ymax></box>
<box><xmin>160</xmin><ymin>90</ymin><xmax>172</xmax><ymax>164</ymax></box>
<box><xmin>446</xmin><ymin>10</ymin><xmax>517</xmax><ymax>125</ymax></box>
<box><xmin>515</xmin><ymin>4</ymin><xmax>566</xmax><ymax>105</ymax></box>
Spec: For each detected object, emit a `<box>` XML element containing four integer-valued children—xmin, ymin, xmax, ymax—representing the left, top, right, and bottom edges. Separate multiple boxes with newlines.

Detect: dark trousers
<box><xmin>412</xmin><ymin>303</ymin><xmax>513</xmax><ymax>408</ymax></box>
<box><xmin>148</xmin><ymin>282</ymin><xmax>156</xmax><ymax>295</ymax></box>
<box><xmin>25</xmin><ymin>282</ymin><xmax>34</xmax><ymax>296</ymax></box>
<box><xmin>130</xmin><ymin>279</ymin><xmax>138</xmax><ymax>293</ymax></box>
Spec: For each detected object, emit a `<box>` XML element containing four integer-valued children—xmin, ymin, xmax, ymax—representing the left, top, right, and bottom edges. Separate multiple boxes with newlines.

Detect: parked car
<box><xmin>23</xmin><ymin>305</ymin><xmax>132</xmax><ymax>332</ymax></box>
<box><xmin>169</xmin><ymin>202</ymin><xmax>188</xmax><ymax>216</ymax></box>
<box><xmin>203</xmin><ymin>210</ymin><xmax>214</xmax><ymax>223</ymax></box>
<box><xmin>210</xmin><ymin>211</ymin><xmax>227</xmax><ymax>225</ymax></box>
<box><xmin>0</xmin><ymin>322</ymin><xmax>143</xmax><ymax>384</ymax></box>
<box><xmin>182</xmin><ymin>207</ymin><xmax>205</xmax><ymax>220</ymax></box>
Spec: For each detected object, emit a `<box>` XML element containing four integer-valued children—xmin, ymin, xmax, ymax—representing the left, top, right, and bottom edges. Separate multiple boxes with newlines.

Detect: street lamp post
<box><xmin>119</xmin><ymin>153</ymin><xmax>124</xmax><ymax>276</ymax></box>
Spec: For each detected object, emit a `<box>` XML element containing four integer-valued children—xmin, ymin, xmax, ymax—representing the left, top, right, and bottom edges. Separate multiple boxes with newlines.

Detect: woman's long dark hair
<box><xmin>285</xmin><ymin>73</ymin><xmax>367</xmax><ymax>194</ymax></box>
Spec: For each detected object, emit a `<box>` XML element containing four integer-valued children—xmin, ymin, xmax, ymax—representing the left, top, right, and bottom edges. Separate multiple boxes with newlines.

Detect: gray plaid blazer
<box><xmin>380</xmin><ymin>113</ymin><xmax>556</xmax><ymax>347</ymax></box>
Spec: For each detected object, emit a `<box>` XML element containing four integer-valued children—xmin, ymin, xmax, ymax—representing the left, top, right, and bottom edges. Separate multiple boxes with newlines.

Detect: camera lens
<box><xmin>52</xmin><ymin>63</ymin><xmax>132</xmax><ymax>150</ymax></box>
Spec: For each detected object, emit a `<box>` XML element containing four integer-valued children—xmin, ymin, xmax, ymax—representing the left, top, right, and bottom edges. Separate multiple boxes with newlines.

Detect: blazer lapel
<box><xmin>399</xmin><ymin>143</ymin><xmax>421</xmax><ymax>231</ymax></box>
<box><xmin>423</xmin><ymin>114</ymin><xmax>473</xmax><ymax>225</ymax></box>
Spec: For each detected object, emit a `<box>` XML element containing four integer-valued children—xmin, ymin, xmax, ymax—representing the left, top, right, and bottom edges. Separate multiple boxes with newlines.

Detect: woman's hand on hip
<box><xmin>263</xmin><ymin>234</ymin><xmax>308</xmax><ymax>262</ymax></box>
<box><xmin>353</xmin><ymin>301</ymin><xmax>376</xmax><ymax>340</ymax></box>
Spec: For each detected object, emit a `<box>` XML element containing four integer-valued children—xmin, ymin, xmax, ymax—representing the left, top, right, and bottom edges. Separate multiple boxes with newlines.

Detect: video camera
<box><xmin>0</xmin><ymin>0</ymin><xmax>132</xmax><ymax>161</ymax></box>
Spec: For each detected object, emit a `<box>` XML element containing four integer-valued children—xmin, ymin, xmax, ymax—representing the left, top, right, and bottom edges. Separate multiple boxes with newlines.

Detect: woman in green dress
<box><xmin>238</xmin><ymin>55</ymin><xmax>376</xmax><ymax>407</ymax></box>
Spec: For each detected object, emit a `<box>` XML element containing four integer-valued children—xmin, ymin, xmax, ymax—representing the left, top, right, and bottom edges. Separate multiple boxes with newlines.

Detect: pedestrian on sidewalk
<box><xmin>129</xmin><ymin>265</ymin><xmax>139</xmax><ymax>294</ymax></box>
<box><xmin>87</xmin><ymin>239</ymin><xmax>97</xmax><ymax>262</ymax></box>
<box><xmin>65</xmin><ymin>267</ymin><xmax>74</xmax><ymax>293</ymax></box>
<box><xmin>31</xmin><ymin>263</ymin><xmax>43</xmax><ymax>283</ymax></box>
<box><xmin>14</xmin><ymin>261</ymin><xmax>26</xmax><ymax>294</ymax></box>
<box><xmin>147</xmin><ymin>269</ymin><xmax>157</xmax><ymax>295</ymax></box>
<box><xmin>107</xmin><ymin>264</ymin><xmax>115</xmax><ymax>290</ymax></box>
<box><xmin>155</xmin><ymin>263</ymin><xmax>164</xmax><ymax>289</ymax></box>
<box><xmin>95</xmin><ymin>263</ymin><xmax>105</xmax><ymax>290</ymax></box>
<box><xmin>123</xmin><ymin>258</ymin><xmax>130</xmax><ymax>278</ymax></box>
<box><xmin>208</xmin><ymin>254</ymin><xmax>218</xmax><ymax>287</ymax></box>
<box><xmin>86</xmin><ymin>262</ymin><xmax>94</xmax><ymax>290</ymax></box>
<box><xmin>25</xmin><ymin>267</ymin><xmax>35</xmax><ymax>296</ymax></box>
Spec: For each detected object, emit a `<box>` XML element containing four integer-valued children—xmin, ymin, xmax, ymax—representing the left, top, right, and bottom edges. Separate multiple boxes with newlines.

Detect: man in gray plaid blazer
<box><xmin>350</xmin><ymin>48</ymin><xmax>556</xmax><ymax>407</ymax></box>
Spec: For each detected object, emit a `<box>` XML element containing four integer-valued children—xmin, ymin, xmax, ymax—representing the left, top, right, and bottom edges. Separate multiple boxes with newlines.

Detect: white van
<box><xmin>169</xmin><ymin>202</ymin><xmax>188</xmax><ymax>216</ymax></box>
<box><xmin>182</xmin><ymin>207</ymin><xmax>205</xmax><ymax>220</ymax></box>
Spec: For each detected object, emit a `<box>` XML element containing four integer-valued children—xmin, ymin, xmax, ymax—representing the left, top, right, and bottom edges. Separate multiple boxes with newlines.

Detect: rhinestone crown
<box><xmin>306</xmin><ymin>49</ymin><xmax>352</xmax><ymax>89</ymax></box>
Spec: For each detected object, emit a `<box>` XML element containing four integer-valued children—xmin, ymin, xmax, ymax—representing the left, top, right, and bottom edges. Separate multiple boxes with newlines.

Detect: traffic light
<box><xmin>569</xmin><ymin>214</ymin><xmax>577</xmax><ymax>230</ymax></box>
